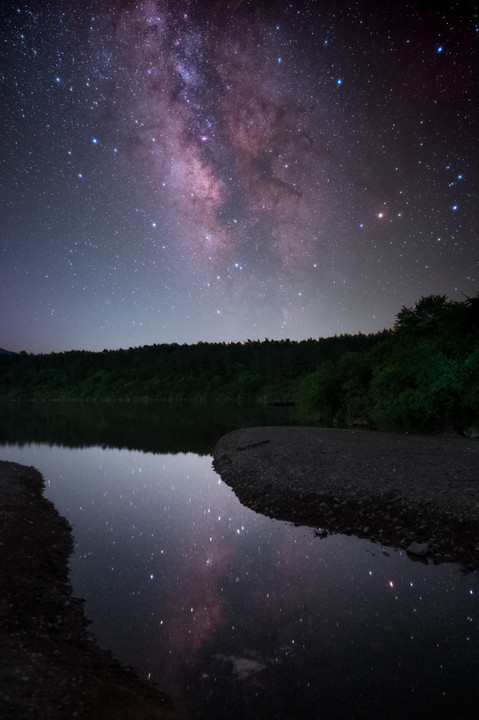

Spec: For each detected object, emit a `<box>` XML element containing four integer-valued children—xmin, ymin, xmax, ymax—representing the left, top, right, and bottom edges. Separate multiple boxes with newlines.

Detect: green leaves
<box><xmin>1</xmin><ymin>293</ymin><xmax>477</xmax><ymax>433</ymax></box>
<box><xmin>393</xmin><ymin>294</ymin><xmax>450</xmax><ymax>333</ymax></box>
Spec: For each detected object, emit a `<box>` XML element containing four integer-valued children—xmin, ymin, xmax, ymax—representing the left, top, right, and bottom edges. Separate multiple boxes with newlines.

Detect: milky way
<box><xmin>1</xmin><ymin>0</ymin><xmax>477</xmax><ymax>351</ymax></box>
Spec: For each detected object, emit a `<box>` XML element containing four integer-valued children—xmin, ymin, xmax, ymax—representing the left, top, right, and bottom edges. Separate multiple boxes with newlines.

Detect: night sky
<box><xmin>2</xmin><ymin>0</ymin><xmax>477</xmax><ymax>353</ymax></box>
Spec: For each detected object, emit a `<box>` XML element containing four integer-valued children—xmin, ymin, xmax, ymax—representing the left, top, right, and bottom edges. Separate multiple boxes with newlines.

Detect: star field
<box><xmin>1</xmin><ymin>0</ymin><xmax>477</xmax><ymax>352</ymax></box>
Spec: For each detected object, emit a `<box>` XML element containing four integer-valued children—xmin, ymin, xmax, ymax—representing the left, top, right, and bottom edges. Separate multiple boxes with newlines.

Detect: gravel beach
<box><xmin>0</xmin><ymin>460</ymin><xmax>187</xmax><ymax>720</ymax></box>
<box><xmin>213</xmin><ymin>426</ymin><xmax>479</xmax><ymax>569</ymax></box>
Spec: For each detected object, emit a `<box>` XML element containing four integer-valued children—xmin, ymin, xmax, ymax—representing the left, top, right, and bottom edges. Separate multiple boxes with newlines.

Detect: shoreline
<box><xmin>2</xmin><ymin>426</ymin><xmax>478</xmax><ymax>716</ymax></box>
<box><xmin>213</xmin><ymin>426</ymin><xmax>479</xmax><ymax>570</ymax></box>
<box><xmin>0</xmin><ymin>460</ymin><xmax>187</xmax><ymax>720</ymax></box>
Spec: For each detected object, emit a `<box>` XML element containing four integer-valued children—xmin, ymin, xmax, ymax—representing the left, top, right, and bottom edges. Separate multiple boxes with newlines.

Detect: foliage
<box><xmin>0</xmin><ymin>294</ymin><xmax>477</xmax><ymax>433</ymax></box>
<box><xmin>393</xmin><ymin>294</ymin><xmax>450</xmax><ymax>333</ymax></box>
<box><xmin>367</xmin><ymin>294</ymin><xmax>479</xmax><ymax>431</ymax></box>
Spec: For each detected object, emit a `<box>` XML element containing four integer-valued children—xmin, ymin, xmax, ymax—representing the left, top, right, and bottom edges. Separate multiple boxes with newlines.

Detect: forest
<box><xmin>1</xmin><ymin>294</ymin><xmax>478</xmax><ymax>434</ymax></box>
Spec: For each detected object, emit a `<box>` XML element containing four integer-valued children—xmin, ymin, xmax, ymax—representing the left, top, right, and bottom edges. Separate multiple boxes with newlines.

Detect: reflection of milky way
<box><xmin>158</xmin><ymin>531</ymin><xmax>231</xmax><ymax>674</ymax></box>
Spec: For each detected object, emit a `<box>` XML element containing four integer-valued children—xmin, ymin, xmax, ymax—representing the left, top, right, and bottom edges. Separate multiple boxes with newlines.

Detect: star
<box><xmin>0</xmin><ymin>0</ymin><xmax>475</xmax><ymax>352</ymax></box>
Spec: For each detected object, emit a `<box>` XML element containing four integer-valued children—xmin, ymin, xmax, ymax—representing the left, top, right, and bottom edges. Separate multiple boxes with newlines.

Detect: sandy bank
<box><xmin>0</xmin><ymin>460</ymin><xmax>187</xmax><ymax>720</ymax></box>
<box><xmin>213</xmin><ymin>426</ymin><xmax>479</xmax><ymax>569</ymax></box>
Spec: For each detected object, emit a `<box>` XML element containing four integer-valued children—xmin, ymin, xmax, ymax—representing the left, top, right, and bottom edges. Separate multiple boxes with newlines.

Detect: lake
<box><xmin>1</xmin><ymin>402</ymin><xmax>478</xmax><ymax>719</ymax></box>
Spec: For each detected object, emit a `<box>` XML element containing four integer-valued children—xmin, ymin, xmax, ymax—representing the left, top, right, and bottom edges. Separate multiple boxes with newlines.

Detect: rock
<box><xmin>464</xmin><ymin>424</ymin><xmax>479</xmax><ymax>438</ymax></box>
<box><xmin>407</xmin><ymin>541</ymin><xmax>430</xmax><ymax>557</ymax></box>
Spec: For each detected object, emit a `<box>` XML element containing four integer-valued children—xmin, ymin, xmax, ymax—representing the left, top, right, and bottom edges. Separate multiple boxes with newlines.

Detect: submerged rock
<box><xmin>406</xmin><ymin>541</ymin><xmax>431</xmax><ymax>557</ymax></box>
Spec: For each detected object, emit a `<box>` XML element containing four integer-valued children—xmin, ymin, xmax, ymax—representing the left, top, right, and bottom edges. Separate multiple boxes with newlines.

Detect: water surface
<box><xmin>1</xmin><ymin>403</ymin><xmax>478</xmax><ymax>719</ymax></box>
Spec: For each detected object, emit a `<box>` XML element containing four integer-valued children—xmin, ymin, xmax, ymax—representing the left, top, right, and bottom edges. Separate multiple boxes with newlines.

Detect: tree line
<box><xmin>1</xmin><ymin>293</ymin><xmax>477</xmax><ymax>434</ymax></box>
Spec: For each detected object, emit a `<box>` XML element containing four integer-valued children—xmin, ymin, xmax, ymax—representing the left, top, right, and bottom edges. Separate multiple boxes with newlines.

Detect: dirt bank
<box><xmin>213</xmin><ymin>426</ymin><xmax>479</xmax><ymax>569</ymax></box>
<box><xmin>0</xmin><ymin>460</ymin><xmax>188</xmax><ymax>720</ymax></box>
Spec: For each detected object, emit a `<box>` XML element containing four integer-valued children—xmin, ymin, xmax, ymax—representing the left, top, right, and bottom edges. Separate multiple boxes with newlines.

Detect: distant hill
<box><xmin>0</xmin><ymin>348</ymin><xmax>17</xmax><ymax>355</ymax></box>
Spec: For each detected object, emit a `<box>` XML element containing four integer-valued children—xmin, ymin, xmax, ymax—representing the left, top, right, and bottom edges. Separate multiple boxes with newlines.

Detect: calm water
<box><xmin>1</xmin><ymin>403</ymin><xmax>478</xmax><ymax>719</ymax></box>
